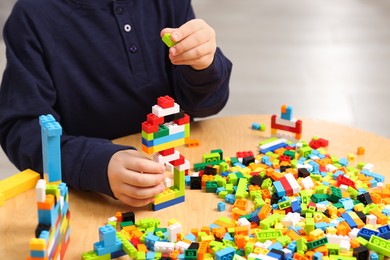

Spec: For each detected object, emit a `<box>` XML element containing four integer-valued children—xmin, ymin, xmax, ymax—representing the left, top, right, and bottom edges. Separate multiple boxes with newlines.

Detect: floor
<box><xmin>1</xmin><ymin>0</ymin><xmax>389</xmax><ymax>179</ymax></box>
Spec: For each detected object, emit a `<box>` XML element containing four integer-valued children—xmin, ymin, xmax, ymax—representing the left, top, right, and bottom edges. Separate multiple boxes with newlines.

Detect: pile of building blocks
<box><xmin>82</xmin><ymin>104</ymin><xmax>390</xmax><ymax>259</ymax></box>
<box><xmin>141</xmin><ymin>95</ymin><xmax>190</xmax><ymax>211</ymax></box>
<box><xmin>271</xmin><ymin>105</ymin><xmax>303</xmax><ymax>140</ymax></box>
<box><xmin>83</xmin><ymin>132</ymin><xmax>390</xmax><ymax>260</ymax></box>
<box><xmin>27</xmin><ymin>114</ymin><xmax>70</xmax><ymax>260</ymax></box>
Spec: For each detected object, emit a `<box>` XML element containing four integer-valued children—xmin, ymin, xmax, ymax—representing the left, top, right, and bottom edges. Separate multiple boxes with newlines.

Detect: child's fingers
<box><xmin>160</xmin><ymin>28</ymin><xmax>175</xmax><ymax>38</ymax></box>
<box><xmin>171</xmin><ymin>19</ymin><xmax>205</xmax><ymax>42</ymax></box>
<box><xmin>122</xmin><ymin>170</ymin><xmax>165</xmax><ymax>187</ymax></box>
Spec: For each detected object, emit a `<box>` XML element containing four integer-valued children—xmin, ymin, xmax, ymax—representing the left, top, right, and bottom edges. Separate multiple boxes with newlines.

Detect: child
<box><xmin>0</xmin><ymin>0</ymin><xmax>232</xmax><ymax>207</ymax></box>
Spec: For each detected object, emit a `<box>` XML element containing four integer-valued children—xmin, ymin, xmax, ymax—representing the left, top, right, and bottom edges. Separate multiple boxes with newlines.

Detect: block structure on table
<box><xmin>141</xmin><ymin>95</ymin><xmax>190</xmax><ymax>211</ymax></box>
<box><xmin>271</xmin><ymin>104</ymin><xmax>302</xmax><ymax>140</ymax></box>
<box><xmin>27</xmin><ymin>114</ymin><xmax>70</xmax><ymax>260</ymax></box>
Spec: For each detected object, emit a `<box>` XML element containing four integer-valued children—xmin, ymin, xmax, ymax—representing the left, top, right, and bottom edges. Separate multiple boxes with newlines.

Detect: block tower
<box><xmin>27</xmin><ymin>115</ymin><xmax>70</xmax><ymax>260</ymax></box>
<box><xmin>141</xmin><ymin>96</ymin><xmax>190</xmax><ymax>211</ymax></box>
<box><xmin>271</xmin><ymin>104</ymin><xmax>302</xmax><ymax>140</ymax></box>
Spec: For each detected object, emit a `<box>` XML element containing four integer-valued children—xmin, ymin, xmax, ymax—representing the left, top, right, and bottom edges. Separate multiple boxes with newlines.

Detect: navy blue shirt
<box><xmin>0</xmin><ymin>0</ymin><xmax>232</xmax><ymax>197</ymax></box>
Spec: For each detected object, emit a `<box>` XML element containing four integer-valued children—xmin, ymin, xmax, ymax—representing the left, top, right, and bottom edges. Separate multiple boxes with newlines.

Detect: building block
<box><xmin>0</xmin><ymin>168</ymin><xmax>40</xmax><ymax>202</ymax></box>
<box><xmin>39</xmin><ymin>114</ymin><xmax>62</xmax><ymax>183</ymax></box>
<box><xmin>162</xmin><ymin>33</ymin><xmax>176</xmax><ymax>47</ymax></box>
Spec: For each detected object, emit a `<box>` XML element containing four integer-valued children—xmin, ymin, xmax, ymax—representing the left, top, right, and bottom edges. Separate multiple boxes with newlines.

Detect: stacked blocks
<box><xmin>141</xmin><ymin>96</ymin><xmax>190</xmax><ymax>211</ymax></box>
<box><xmin>27</xmin><ymin>115</ymin><xmax>70</xmax><ymax>260</ymax></box>
<box><xmin>271</xmin><ymin>104</ymin><xmax>302</xmax><ymax>140</ymax></box>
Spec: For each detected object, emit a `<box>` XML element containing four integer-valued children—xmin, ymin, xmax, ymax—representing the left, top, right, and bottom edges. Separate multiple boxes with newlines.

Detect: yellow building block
<box><xmin>154</xmin><ymin>188</ymin><xmax>176</xmax><ymax>204</ymax></box>
<box><xmin>0</xmin><ymin>192</ymin><xmax>4</xmax><ymax>206</ymax></box>
<box><xmin>142</xmin><ymin>138</ymin><xmax>185</xmax><ymax>154</ymax></box>
<box><xmin>29</xmin><ymin>238</ymin><xmax>46</xmax><ymax>251</ymax></box>
<box><xmin>0</xmin><ymin>169</ymin><xmax>40</xmax><ymax>202</ymax></box>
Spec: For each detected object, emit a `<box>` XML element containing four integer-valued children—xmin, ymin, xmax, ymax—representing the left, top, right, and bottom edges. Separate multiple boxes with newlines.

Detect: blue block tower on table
<box><xmin>141</xmin><ymin>96</ymin><xmax>190</xmax><ymax>211</ymax></box>
<box><xmin>27</xmin><ymin>115</ymin><xmax>70</xmax><ymax>260</ymax></box>
<box><xmin>39</xmin><ymin>114</ymin><xmax>62</xmax><ymax>183</ymax></box>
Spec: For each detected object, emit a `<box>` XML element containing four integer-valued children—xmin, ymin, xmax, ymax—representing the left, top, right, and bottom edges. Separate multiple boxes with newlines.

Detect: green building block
<box><xmin>255</xmin><ymin>229</ymin><xmax>283</xmax><ymax>242</ymax></box>
<box><xmin>305</xmin><ymin>218</ymin><xmax>315</xmax><ymax>235</ymax></box>
<box><xmin>203</xmin><ymin>152</ymin><xmax>221</xmax><ymax>163</ymax></box>
<box><xmin>184</xmin><ymin>249</ymin><xmax>197</xmax><ymax>259</ymax></box>
<box><xmin>82</xmin><ymin>250</ymin><xmax>111</xmax><ymax>260</ymax></box>
<box><xmin>227</xmin><ymin>173</ymin><xmax>238</xmax><ymax>186</ymax></box>
<box><xmin>261</xmin><ymin>178</ymin><xmax>272</xmax><ymax>189</ymax></box>
<box><xmin>235</xmin><ymin>178</ymin><xmax>249</xmax><ymax>199</ymax></box>
<box><xmin>116</xmin><ymin>232</ymin><xmax>137</xmax><ymax>258</ymax></box>
<box><xmin>278</xmin><ymin>199</ymin><xmax>291</xmax><ymax>210</ymax></box>
<box><xmin>367</xmin><ymin>235</ymin><xmax>390</xmax><ymax>257</ymax></box>
<box><xmin>328</xmin><ymin>186</ymin><xmax>342</xmax><ymax>203</ymax></box>
<box><xmin>205</xmin><ymin>181</ymin><xmax>218</xmax><ymax>193</ymax></box>
<box><xmin>311</xmin><ymin>194</ymin><xmax>329</xmax><ymax>203</ymax></box>
<box><xmin>296</xmin><ymin>237</ymin><xmax>308</xmax><ymax>253</ymax></box>
<box><xmin>276</xmin><ymin>235</ymin><xmax>291</xmax><ymax>247</ymax></box>
<box><xmin>327</xmin><ymin>243</ymin><xmax>340</xmax><ymax>255</ymax></box>
<box><xmin>162</xmin><ymin>33</ymin><xmax>176</xmax><ymax>47</ymax></box>
<box><xmin>307</xmin><ymin>236</ymin><xmax>328</xmax><ymax>250</ymax></box>
<box><xmin>153</xmin><ymin>124</ymin><xmax>169</xmax><ymax>139</ymax></box>
<box><xmin>219</xmin><ymin>161</ymin><xmax>229</xmax><ymax>173</ymax></box>
<box><xmin>211</xmin><ymin>149</ymin><xmax>224</xmax><ymax>160</ymax></box>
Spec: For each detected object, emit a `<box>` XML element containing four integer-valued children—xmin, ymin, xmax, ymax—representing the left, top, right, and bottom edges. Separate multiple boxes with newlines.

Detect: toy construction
<box><xmin>271</xmin><ymin>104</ymin><xmax>302</xmax><ymax>140</ymax></box>
<box><xmin>27</xmin><ymin>115</ymin><xmax>70</xmax><ymax>260</ymax></box>
<box><xmin>141</xmin><ymin>95</ymin><xmax>190</xmax><ymax>211</ymax></box>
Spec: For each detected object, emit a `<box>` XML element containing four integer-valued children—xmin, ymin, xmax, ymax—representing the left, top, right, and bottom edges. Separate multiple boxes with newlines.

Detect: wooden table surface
<box><xmin>1</xmin><ymin>115</ymin><xmax>390</xmax><ymax>259</ymax></box>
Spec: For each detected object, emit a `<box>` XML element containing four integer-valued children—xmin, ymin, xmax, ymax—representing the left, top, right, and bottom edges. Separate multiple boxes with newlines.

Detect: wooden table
<box><xmin>1</xmin><ymin>115</ymin><xmax>390</xmax><ymax>259</ymax></box>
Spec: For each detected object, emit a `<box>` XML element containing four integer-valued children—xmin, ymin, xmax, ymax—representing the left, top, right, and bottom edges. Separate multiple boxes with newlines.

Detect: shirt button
<box><xmin>116</xmin><ymin>7</ymin><xmax>124</xmax><ymax>15</ymax></box>
<box><xmin>124</xmin><ymin>24</ymin><xmax>131</xmax><ymax>32</ymax></box>
<box><xmin>129</xmin><ymin>44</ymin><xmax>138</xmax><ymax>53</ymax></box>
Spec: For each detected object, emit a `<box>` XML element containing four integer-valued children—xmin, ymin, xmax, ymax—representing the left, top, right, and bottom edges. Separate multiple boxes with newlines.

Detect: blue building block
<box><xmin>370</xmin><ymin>251</ymin><xmax>379</xmax><ymax>260</ymax></box>
<box><xmin>30</xmin><ymin>250</ymin><xmax>46</xmax><ymax>258</ymax></box>
<box><xmin>273</xmin><ymin>181</ymin><xmax>286</xmax><ymax>197</ymax></box>
<box><xmin>341</xmin><ymin>213</ymin><xmax>357</xmax><ymax>229</ymax></box>
<box><xmin>281</xmin><ymin>105</ymin><xmax>293</xmax><ymax>120</ymax></box>
<box><xmin>223</xmin><ymin>232</ymin><xmax>234</xmax><ymax>241</ymax></box>
<box><xmin>94</xmin><ymin>237</ymin><xmax>122</xmax><ymax>256</ymax></box>
<box><xmin>225</xmin><ymin>194</ymin><xmax>236</xmax><ymax>204</ymax></box>
<box><xmin>378</xmin><ymin>225</ymin><xmax>390</xmax><ymax>239</ymax></box>
<box><xmin>39</xmin><ymin>114</ymin><xmax>62</xmax><ymax>183</ymax></box>
<box><xmin>99</xmin><ymin>225</ymin><xmax>117</xmax><ymax>247</ymax></box>
<box><xmin>338</xmin><ymin>158</ymin><xmax>349</xmax><ymax>167</ymax></box>
<box><xmin>313</xmin><ymin>252</ymin><xmax>323</xmax><ymax>260</ymax></box>
<box><xmin>142</xmin><ymin>131</ymin><xmax>185</xmax><ymax>147</ymax></box>
<box><xmin>358</xmin><ymin>228</ymin><xmax>379</xmax><ymax>240</ymax></box>
<box><xmin>217</xmin><ymin>202</ymin><xmax>226</xmax><ymax>212</ymax></box>
<box><xmin>215</xmin><ymin>246</ymin><xmax>235</xmax><ymax>260</ymax></box>
<box><xmin>184</xmin><ymin>233</ymin><xmax>196</xmax><ymax>242</ymax></box>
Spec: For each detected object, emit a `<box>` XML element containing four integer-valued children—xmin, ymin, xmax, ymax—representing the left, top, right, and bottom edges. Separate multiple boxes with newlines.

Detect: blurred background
<box><xmin>1</xmin><ymin>0</ymin><xmax>390</xmax><ymax>178</ymax></box>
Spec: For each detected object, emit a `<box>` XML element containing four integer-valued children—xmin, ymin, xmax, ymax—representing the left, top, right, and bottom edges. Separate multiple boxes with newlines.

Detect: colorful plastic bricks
<box><xmin>141</xmin><ymin>96</ymin><xmax>190</xmax><ymax>210</ymax></box>
<box><xmin>27</xmin><ymin>115</ymin><xmax>70</xmax><ymax>260</ymax></box>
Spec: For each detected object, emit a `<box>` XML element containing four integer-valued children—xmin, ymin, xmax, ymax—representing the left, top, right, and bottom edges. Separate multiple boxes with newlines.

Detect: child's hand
<box><xmin>161</xmin><ymin>19</ymin><xmax>217</xmax><ymax>70</ymax></box>
<box><xmin>108</xmin><ymin>150</ymin><xmax>166</xmax><ymax>207</ymax></box>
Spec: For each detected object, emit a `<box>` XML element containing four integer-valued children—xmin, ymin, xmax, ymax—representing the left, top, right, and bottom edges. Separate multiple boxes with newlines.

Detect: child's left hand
<box><xmin>161</xmin><ymin>19</ymin><xmax>217</xmax><ymax>70</ymax></box>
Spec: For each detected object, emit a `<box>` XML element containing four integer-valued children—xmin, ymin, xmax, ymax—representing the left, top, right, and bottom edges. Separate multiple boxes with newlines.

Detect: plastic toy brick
<box><xmin>367</xmin><ymin>235</ymin><xmax>390</xmax><ymax>257</ymax></box>
<box><xmin>157</xmin><ymin>95</ymin><xmax>174</xmax><ymax>108</ymax></box>
<box><xmin>0</xmin><ymin>168</ymin><xmax>40</xmax><ymax>202</ymax></box>
<box><xmin>255</xmin><ymin>229</ymin><xmax>283</xmax><ymax>242</ymax></box>
<box><xmin>186</xmin><ymin>139</ymin><xmax>200</xmax><ymax>147</ymax></box>
<box><xmin>162</xmin><ymin>33</ymin><xmax>176</xmax><ymax>47</ymax></box>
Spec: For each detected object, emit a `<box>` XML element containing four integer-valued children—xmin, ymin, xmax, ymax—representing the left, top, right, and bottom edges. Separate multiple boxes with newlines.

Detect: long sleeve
<box><xmin>0</xmin><ymin>0</ymin><xmax>232</xmax><ymax>198</ymax></box>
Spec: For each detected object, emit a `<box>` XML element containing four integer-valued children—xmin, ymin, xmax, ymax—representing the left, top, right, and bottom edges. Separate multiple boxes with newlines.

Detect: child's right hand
<box><xmin>107</xmin><ymin>149</ymin><xmax>166</xmax><ymax>207</ymax></box>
